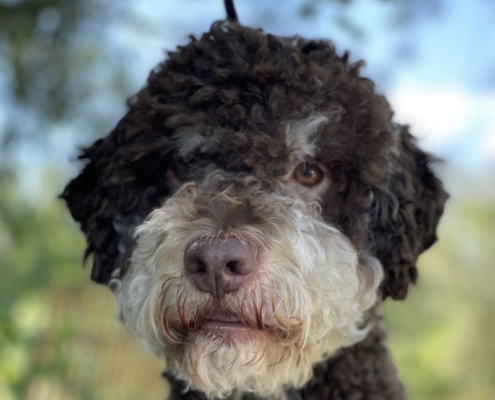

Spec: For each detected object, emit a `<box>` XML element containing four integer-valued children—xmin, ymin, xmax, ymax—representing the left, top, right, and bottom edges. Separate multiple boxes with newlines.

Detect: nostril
<box><xmin>226</xmin><ymin>260</ymin><xmax>240</xmax><ymax>274</ymax></box>
<box><xmin>184</xmin><ymin>252</ymin><xmax>208</xmax><ymax>275</ymax></box>
<box><xmin>193</xmin><ymin>259</ymin><xmax>207</xmax><ymax>274</ymax></box>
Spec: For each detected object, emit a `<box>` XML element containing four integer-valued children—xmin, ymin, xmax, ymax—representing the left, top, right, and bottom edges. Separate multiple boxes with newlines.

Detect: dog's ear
<box><xmin>60</xmin><ymin>110</ymin><xmax>173</xmax><ymax>284</ymax></box>
<box><xmin>369</xmin><ymin>125</ymin><xmax>448</xmax><ymax>300</ymax></box>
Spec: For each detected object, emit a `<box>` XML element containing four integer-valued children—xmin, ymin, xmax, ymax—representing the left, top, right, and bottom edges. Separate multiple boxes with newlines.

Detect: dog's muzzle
<box><xmin>114</xmin><ymin>172</ymin><xmax>383</xmax><ymax>398</ymax></box>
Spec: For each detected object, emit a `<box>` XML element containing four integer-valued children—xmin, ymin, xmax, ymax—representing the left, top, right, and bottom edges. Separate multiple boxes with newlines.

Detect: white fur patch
<box><xmin>172</xmin><ymin>126</ymin><xmax>229</xmax><ymax>160</ymax></box>
<box><xmin>285</xmin><ymin>114</ymin><xmax>329</xmax><ymax>162</ymax></box>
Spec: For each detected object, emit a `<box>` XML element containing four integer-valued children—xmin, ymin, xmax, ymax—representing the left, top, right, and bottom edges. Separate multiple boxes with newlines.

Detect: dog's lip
<box><xmin>204</xmin><ymin>310</ymin><xmax>243</xmax><ymax>323</ymax></box>
<box><xmin>201</xmin><ymin>320</ymin><xmax>268</xmax><ymax>340</ymax></box>
<box><xmin>200</xmin><ymin>310</ymin><xmax>266</xmax><ymax>336</ymax></box>
<box><xmin>202</xmin><ymin>320</ymin><xmax>249</xmax><ymax>331</ymax></box>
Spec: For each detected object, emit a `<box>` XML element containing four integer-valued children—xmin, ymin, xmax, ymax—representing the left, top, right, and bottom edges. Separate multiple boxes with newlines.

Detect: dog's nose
<box><xmin>184</xmin><ymin>237</ymin><xmax>257</xmax><ymax>298</ymax></box>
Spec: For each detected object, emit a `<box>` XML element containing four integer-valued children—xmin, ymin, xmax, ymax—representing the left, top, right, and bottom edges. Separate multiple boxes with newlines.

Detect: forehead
<box><xmin>171</xmin><ymin>114</ymin><xmax>329</xmax><ymax>173</ymax></box>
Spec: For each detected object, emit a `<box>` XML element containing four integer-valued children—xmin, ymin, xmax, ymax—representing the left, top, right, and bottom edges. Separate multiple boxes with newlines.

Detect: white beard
<box><xmin>112</xmin><ymin>182</ymin><xmax>383</xmax><ymax>398</ymax></box>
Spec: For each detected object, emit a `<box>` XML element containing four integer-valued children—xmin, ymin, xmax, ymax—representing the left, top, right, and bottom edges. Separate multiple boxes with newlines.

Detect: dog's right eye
<box><xmin>172</xmin><ymin>160</ymin><xmax>192</xmax><ymax>181</ymax></box>
<box><xmin>293</xmin><ymin>163</ymin><xmax>324</xmax><ymax>187</ymax></box>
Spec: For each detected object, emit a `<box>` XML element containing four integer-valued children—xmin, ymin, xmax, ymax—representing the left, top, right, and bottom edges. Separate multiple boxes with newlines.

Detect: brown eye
<box><xmin>293</xmin><ymin>163</ymin><xmax>324</xmax><ymax>186</ymax></box>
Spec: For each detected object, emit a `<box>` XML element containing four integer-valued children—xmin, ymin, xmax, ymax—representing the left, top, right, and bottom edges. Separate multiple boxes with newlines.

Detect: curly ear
<box><xmin>60</xmin><ymin>111</ymin><xmax>173</xmax><ymax>284</ymax></box>
<box><xmin>369</xmin><ymin>125</ymin><xmax>448</xmax><ymax>300</ymax></box>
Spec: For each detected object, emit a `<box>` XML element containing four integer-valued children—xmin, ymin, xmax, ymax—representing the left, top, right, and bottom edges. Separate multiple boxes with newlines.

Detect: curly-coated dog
<box><xmin>62</xmin><ymin>16</ymin><xmax>447</xmax><ymax>400</ymax></box>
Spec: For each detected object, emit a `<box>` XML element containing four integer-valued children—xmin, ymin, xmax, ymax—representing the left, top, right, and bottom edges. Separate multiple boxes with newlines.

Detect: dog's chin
<box><xmin>164</xmin><ymin>310</ymin><xmax>300</xmax><ymax>398</ymax></box>
<box><xmin>172</xmin><ymin>333</ymin><xmax>283</xmax><ymax>398</ymax></box>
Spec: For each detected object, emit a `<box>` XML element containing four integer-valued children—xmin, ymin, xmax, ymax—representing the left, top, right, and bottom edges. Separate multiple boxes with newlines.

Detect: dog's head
<box><xmin>61</xmin><ymin>22</ymin><xmax>447</xmax><ymax>398</ymax></box>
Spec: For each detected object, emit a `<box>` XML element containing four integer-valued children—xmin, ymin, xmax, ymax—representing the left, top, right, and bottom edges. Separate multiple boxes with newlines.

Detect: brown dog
<box><xmin>62</xmin><ymin>16</ymin><xmax>447</xmax><ymax>400</ymax></box>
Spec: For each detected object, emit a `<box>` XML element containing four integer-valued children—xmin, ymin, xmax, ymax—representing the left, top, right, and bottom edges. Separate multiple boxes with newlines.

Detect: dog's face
<box><xmin>116</xmin><ymin>149</ymin><xmax>383</xmax><ymax>397</ymax></box>
<box><xmin>62</xmin><ymin>22</ymin><xmax>447</xmax><ymax>398</ymax></box>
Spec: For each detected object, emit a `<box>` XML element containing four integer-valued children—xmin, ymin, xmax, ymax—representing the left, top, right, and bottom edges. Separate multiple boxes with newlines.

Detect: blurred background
<box><xmin>0</xmin><ymin>0</ymin><xmax>494</xmax><ymax>399</ymax></box>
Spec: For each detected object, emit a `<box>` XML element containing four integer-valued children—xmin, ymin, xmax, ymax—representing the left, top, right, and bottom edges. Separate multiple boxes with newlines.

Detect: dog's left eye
<box><xmin>293</xmin><ymin>163</ymin><xmax>324</xmax><ymax>187</ymax></box>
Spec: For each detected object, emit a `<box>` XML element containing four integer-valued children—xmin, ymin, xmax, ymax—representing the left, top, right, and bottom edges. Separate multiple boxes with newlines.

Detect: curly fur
<box><xmin>115</xmin><ymin>173</ymin><xmax>382</xmax><ymax>397</ymax></box>
<box><xmin>61</xmin><ymin>20</ymin><xmax>448</xmax><ymax>400</ymax></box>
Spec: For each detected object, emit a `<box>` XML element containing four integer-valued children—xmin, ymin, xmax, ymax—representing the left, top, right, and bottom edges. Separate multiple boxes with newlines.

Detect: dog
<box><xmin>61</xmin><ymin>6</ymin><xmax>447</xmax><ymax>400</ymax></box>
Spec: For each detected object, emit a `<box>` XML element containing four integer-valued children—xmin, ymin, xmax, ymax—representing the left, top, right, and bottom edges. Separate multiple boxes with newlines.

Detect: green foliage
<box><xmin>0</xmin><ymin>171</ymin><xmax>87</xmax><ymax>398</ymax></box>
<box><xmin>384</xmin><ymin>183</ymin><xmax>495</xmax><ymax>400</ymax></box>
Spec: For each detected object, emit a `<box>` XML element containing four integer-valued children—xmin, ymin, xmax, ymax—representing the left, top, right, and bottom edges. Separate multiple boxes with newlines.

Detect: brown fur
<box><xmin>61</xmin><ymin>21</ymin><xmax>448</xmax><ymax>399</ymax></box>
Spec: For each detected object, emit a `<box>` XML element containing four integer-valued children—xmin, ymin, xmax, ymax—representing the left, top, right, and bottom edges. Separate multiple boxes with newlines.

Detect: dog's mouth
<box><xmin>199</xmin><ymin>310</ymin><xmax>268</xmax><ymax>339</ymax></box>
